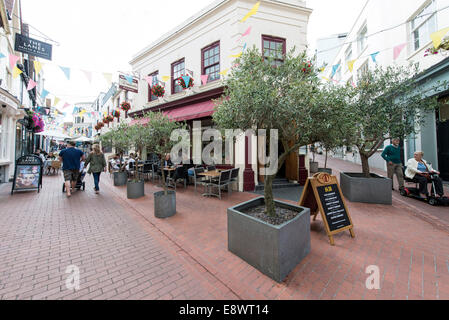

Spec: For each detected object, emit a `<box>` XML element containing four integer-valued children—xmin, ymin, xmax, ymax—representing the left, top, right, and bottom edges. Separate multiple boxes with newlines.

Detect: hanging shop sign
<box><xmin>14</xmin><ymin>33</ymin><xmax>53</xmax><ymax>60</ymax></box>
<box><xmin>299</xmin><ymin>172</ymin><xmax>355</xmax><ymax>246</ymax></box>
<box><xmin>119</xmin><ymin>75</ymin><xmax>139</xmax><ymax>93</ymax></box>
<box><xmin>11</xmin><ymin>155</ymin><xmax>43</xmax><ymax>195</ymax></box>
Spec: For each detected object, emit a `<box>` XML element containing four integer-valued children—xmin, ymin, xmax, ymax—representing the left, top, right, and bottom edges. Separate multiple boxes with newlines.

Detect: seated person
<box><xmin>110</xmin><ymin>155</ymin><xmax>121</xmax><ymax>171</ymax></box>
<box><xmin>126</xmin><ymin>153</ymin><xmax>136</xmax><ymax>171</ymax></box>
<box><xmin>163</xmin><ymin>153</ymin><xmax>173</xmax><ymax>168</ymax></box>
<box><xmin>405</xmin><ymin>151</ymin><xmax>445</xmax><ymax>199</ymax></box>
<box><xmin>47</xmin><ymin>152</ymin><xmax>56</xmax><ymax>160</ymax></box>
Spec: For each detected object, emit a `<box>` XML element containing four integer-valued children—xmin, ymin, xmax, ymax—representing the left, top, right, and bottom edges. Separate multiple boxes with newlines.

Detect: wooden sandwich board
<box><xmin>299</xmin><ymin>172</ymin><xmax>355</xmax><ymax>246</ymax></box>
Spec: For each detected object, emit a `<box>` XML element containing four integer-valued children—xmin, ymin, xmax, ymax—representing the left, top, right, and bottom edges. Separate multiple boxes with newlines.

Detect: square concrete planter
<box><xmin>228</xmin><ymin>197</ymin><xmax>311</xmax><ymax>283</ymax></box>
<box><xmin>340</xmin><ymin>172</ymin><xmax>392</xmax><ymax>205</ymax></box>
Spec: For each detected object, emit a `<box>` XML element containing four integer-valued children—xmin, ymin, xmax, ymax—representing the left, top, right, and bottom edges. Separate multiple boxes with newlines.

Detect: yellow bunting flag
<box><xmin>54</xmin><ymin>97</ymin><xmax>60</xmax><ymax>106</ymax></box>
<box><xmin>229</xmin><ymin>52</ymin><xmax>243</xmax><ymax>58</ymax></box>
<box><xmin>241</xmin><ymin>2</ymin><xmax>260</xmax><ymax>23</ymax></box>
<box><xmin>34</xmin><ymin>61</ymin><xmax>42</xmax><ymax>75</ymax></box>
<box><xmin>13</xmin><ymin>66</ymin><xmax>22</xmax><ymax>79</ymax></box>
<box><xmin>219</xmin><ymin>68</ymin><xmax>230</xmax><ymax>76</ymax></box>
<box><xmin>347</xmin><ymin>59</ymin><xmax>357</xmax><ymax>73</ymax></box>
<box><xmin>54</xmin><ymin>110</ymin><xmax>58</xmax><ymax>116</ymax></box>
<box><xmin>319</xmin><ymin>67</ymin><xmax>326</xmax><ymax>73</ymax></box>
<box><xmin>162</xmin><ymin>76</ymin><xmax>171</xmax><ymax>82</ymax></box>
<box><xmin>103</xmin><ymin>73</ymin><xmax>112</xmax><ymax>84</ymax></box>
<box><xmin>430</xmin><ymin>27</ymin><xmax>449</xmax><ymax>49</ymax></box>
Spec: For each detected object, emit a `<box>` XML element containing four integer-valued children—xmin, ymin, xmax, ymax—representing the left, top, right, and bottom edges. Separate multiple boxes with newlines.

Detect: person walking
<box><xmin>381</xmin><ymin>138</ymin><xmax>404</xmax><ymax>191</ymax></box>
<box><xmin>85</xmin><ymin>144</ymin><xmax>107</xmax><ymax>194</ymax></box>
<box><xmin>59</xmin><ymin>141</ymin><xmax>85</xmax><ymax>198</ymax></box>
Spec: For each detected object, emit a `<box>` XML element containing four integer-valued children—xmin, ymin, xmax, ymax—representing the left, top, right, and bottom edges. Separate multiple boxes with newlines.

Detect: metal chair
<box><xmin>228</xmin><ymin>167</ymin><xmax>240</xmax><ymax>194</ymax></box>
<box><xmin>151</xmin><ymin>163</ymin><xmax>161</xmax><ymax>183</ymax></box>
<box><xmin>167</xmin><ymin>166</ymin><xmax>188</xmax><ymax>190</ymax></box>
<box><xmin>193</xmin><ymin>167</ymin><xmax>207</xmax><ymax>194</ymax></box>
<box><xmin>207</xmin><ymin>170</ymin><xmax>231</xmax><ymax>200</ymax></box>
<box><xmin>141</xmin><ymin>163</ymin><xmax>153</xmax><ymax>181</ymax></box>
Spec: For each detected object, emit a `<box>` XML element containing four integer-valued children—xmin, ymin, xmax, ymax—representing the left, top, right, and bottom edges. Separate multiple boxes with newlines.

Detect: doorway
<box><xmin>437</xmin><ymin>97</ymin><xmax>449</xmax><ymax>181</ymax></box>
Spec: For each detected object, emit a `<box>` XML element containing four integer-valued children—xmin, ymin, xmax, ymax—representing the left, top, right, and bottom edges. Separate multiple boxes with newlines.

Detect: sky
<box><xmin>20</xmin><ymin>0</ymin><xmax>365</xmax><ymax>110</ymax></box>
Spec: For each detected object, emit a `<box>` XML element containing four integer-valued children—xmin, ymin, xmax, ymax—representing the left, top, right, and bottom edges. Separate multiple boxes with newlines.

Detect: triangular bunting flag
<box><xmin>322</xmin><ymin>77</ymin><xmax>330</xmax><ymax>81</ymax></box>
<box><xmin>331</xmin><ymin>64</ymin><xmax>340</xmax><ymax>78</ymax></box>
<box><xmin>54</xmin><ymin>97</ymin><xmax>60</xmax><ymax>106</ymax></box>
<box><xmin>237</xmin><ymin>27</ymin><xmax>252</xmax><ymax>42</ymax></box>
<box><xmin>219</xmin><ymin>69</ymin><xmax>230</xmax><ymax>76</ymax></box>
<box><xmin>59</xmin><ymin>66</ymin><xmax>71</xmax><ymax>80</ymax></box>
<box><xmin>124</xmin><ymin>75</ymin><xmax>134</xmax><ymax>84</ymax></box>
<box><xmin>82</xmin><ymin>70</ymin><xmax>92</xmax><ymax>83</ymax></box>
<box><xmin>144</xmin><ymin>76</ymin><xmax>152</xmax><ymax>86</ymax></box>
<box><xmin>41</xmin><ymin>89</ymin><xmax>49</xmax><ymax>100</ymax></box>
<box><xmin>370</xmin><ymin>52</ymin><xmax>380</xmax><ymax>63</ymax></box>
<box><xmin>229</xmin><ymin>52</ymin><xmax>243</xmax><ymax>58</ymax></box>
<box><xmin>103</xmin><ymin>73</ymin><xmax>112</xmax><ymax>84</ymax></box>
<box><xmin>182</xmin><ymin>76</ymin><xmax>191</xmax><ymax>87</ymax></box>
<box><xmin>0</xmin><ymin>53</ymin><xmax>5</xmax><ymax>59</ymax></box>
<box><xmin>63</xmin><ymin>103</ymin><xmax>70</xmax><ymax>109</ymax></box>
<box><xmin>9</xmin><ymin>54</ymin><xmax>20</xmax><ymax>69</ymax></box>
<box><xmin>13</xmin><ymin>66</ymin><xmax>23</xmax><ymax>79</ymax></box>
<box><xmin>201</xmin><ymin>75</ymin><xmax>209</xmax><ymax>86</ymax></box>
<box><xmin>27</xmin><ymin>79</ymin><xmax>37</xmax><ymax>91</ymax></box>
<box><xmin>34</xmin><ymin>61</ymin><xmax>42</xmax><ymax>75</ymax></box>
<box><xmin>162</xmin><ymin>76</ymin><xmax>171</xmax><ymax>82</ymax></box>
<box><xmin>243</xmin><ymin>43</ymin><xmax>247</xmax><ymax>51</ymax></box>
<box><xmin>347</xmin><ymin>60</ymin><xmax>356</xmax><ymax>73</ymax></box>
<box><xmin>430</xmin><ymin>27</ymin><xmax>449</xmax><ymax>49</ymax></box>
<box><xmin>241</xmin><ymin>2</ymin><xmax>260</xmax><ymax>23</ymax></box>
<box><xmin>393</xmin><ymin>43</ymin><xmax>407</xmax><ymax>60</ymax></box>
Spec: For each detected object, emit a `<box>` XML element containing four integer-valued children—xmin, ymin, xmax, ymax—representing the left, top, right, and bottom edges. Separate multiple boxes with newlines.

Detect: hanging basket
<box><xmin>106</xmin><ymin>115</ymin><xmax>114</xmax><ymax>122</ymax></box>
<box><xmin>120</xmin><ymin>102</ymin><xmax>131</xmax><ymax>112</ymax></box>
<box><xmin>114</xmin><ymin>110</ymin><xmax>121</xmax><ymax>118</ymax></box>
<box><xmin>151</xmin><ymin>84</ymin><xmax>165</xmax><ymax>97</ymax></box>
<box><xmin>176</xmin><ymin>74</ymin><xmax>194</xmax><ymax>90</ymax></box>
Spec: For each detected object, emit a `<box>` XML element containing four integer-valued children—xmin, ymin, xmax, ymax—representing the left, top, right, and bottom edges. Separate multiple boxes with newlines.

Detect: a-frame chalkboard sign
<box><xmin>11</xmin><ymin>155</ymin><xmax>43</xmax><ymax>195</ymax></box>
<box><xmin>299</xmin><ymin>172</ymin><xmax>355</xmax><ymax>246</ymax></box>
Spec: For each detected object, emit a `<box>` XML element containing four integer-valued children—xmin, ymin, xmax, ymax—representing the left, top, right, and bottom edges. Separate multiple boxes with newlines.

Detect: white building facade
<box><xmin>128</xmin><ymin>0</ymin><xmax>312</xmax><ymax>191</ymax></box>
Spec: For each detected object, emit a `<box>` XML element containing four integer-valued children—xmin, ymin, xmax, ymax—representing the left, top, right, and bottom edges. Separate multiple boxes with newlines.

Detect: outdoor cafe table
<box><xmin>198</xmin><ymin>170</ymin><xmax>221</xmax><ymax>197</ymax></box>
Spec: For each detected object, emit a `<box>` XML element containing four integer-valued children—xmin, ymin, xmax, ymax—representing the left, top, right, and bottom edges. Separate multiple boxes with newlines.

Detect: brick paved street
<box><xmin>1</xmin><ymin>165</ymin><xmax>449</xmax><ymax>300</ymax></box>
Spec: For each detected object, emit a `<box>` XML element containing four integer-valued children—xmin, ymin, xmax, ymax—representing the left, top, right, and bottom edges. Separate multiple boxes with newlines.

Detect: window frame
<box><xmin>261</xmin><ymin>35</ymin><xmax>286</xmax><ymax>65</ymax></box>
<box><xmin>171</xmin><ymin>58</ymin><xmax>185</xmax><ymax>95</ymax></box>
<box><xmin>147</xmin><ymin>71</ymin><xmax>159</xmax><ymax>102</ymax></box>
<box><xmin>410</xmin><ymin>0</ymin><xmax>437</xmax><ymax>52</ymax></box>
<box><xmin>201</xmin><ymin>41</ymin><xmax>220</xmax><ymax>84</ymax></box>
<box><xmin>357</xmin><ymin>24</ymin><xmax>368</xmax><ymax>54</ymax></box>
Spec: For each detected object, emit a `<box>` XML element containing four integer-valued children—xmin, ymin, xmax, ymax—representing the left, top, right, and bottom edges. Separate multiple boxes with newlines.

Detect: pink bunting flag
<box><xmin>27</xmin><ymin>79</ymin><xmax>37</xmax><ymax>91</ymax></box>
<box><xmin>144</xmin><ymin>76</ymin><xmax>152</xmax><ymax>86</ymax></box>
<box><xmin>45</xmin><ymin>109</ymin><xmax>50</xmax><ymax>115</ymax></box>
<box><xmin>201</xmin><ymin>75</ymin><xmax>209</xmax><ymax>86</ymax></box>
<box><xmin>237</xmin><ymin>26</ymin><xmax>252</xmax><ymax>42</ymax></box>
<box><xmin>63</xmin><ymin>103</ymin><xmax>70</xmax><ymax>109</ymax></box>
<box><xmin>393</xmin><ymin>43</ymin><xmax>407</xmax><ymax>60</ymax></box>
<box><xmin>82</xmin><ymin>70</ymin><xmax>92</xmax><ymax>83</ymax></box>
<box><xmin>9</xmin><ymin>54</ymin><xmax>20</xmax><ymax>69</ymax></box>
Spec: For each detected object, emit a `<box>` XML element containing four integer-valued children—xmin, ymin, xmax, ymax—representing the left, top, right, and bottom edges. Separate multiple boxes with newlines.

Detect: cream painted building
<box><xmin>128</xmin><ymin>0</ymin><xmax>312</xmax><ymax>191</ymax></box>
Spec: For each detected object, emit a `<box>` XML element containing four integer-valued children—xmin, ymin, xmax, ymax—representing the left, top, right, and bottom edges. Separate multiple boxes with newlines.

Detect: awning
<box><xmin>164</xmin><ymin>100</ymin><xmax>216</xmax><ymax>122</ymax></box>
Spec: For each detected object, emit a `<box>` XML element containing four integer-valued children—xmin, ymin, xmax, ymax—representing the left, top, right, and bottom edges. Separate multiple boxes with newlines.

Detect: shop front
<box><xmin>0</xmin><ymin>88</ymin><xmax>25</xmax><ymax>183</ymax></box>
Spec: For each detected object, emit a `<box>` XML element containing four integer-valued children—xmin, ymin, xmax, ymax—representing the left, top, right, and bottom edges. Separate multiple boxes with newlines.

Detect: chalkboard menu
<box><xmin>11</xmin><ymin>155</ymin><xmax>43</xmax><ymax>195</ymax></box>
<box><xmin>299</xmin><ymin>173</ymin><xmax>355</xmax><ymax>246</ymax></box>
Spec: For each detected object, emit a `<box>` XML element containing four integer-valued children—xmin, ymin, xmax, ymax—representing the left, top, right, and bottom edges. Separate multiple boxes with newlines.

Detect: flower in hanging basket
<box><xmin>120</xmin><ymin>102</ymin><xmax>131</xmax><ymax>112</ymax></box>
<box><xmin>103</xmin><ymin>117</ymin><xmax>110</xmax><ymax>124</ymax></box>
<box><xmin>301</xmin><ymin>61</ymin><xmax>313</xmax><ymax>74</ymax></box>
<box><xmin>114</xmin><ymin>110</ymin><xmax>121</xmax><ymax>118</ymax></box>
<box><xmin>151</xmin><ymin>84</ymin><xmax>165</xmax><ymax>97</ymax></box>
<box><xmin>424</xmin><ymin>47</ymin><xmax>439</xmax><ymax>57</ymax></box>
<box><xmin>176</xmin><ymin>74</ymin><xmax>194</xmax><ymax>90</ymax></box>
<box><xmin>98</xmin><ymin>122</ymin><xmax>105</xmax><ymax>128</ymax></box>
<box><xmin>106</xmin><ymin>115</ymin><xmax>114</xmax><ymax>122</ymax></box>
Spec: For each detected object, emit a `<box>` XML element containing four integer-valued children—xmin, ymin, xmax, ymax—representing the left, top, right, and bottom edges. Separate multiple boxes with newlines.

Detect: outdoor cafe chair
<box><xmin>207</xmin><ymin>165</ymin><xmax>216</xmax><ymax>172</ymax></box>
<box><xmin>193</xmin><ymin>167</ymin><xmax>207</xmax><ymax>194</ymax></box>
<box><xmin>141</xmin><ymin>163</ymin><xmax>153</xmax><ymax>181</ymax></box>
<box><xmin>207</xmin><ymin>170</ymin><xmax>231</xmax><ymax>200</ymax></box>
<box><xmin>167</xmin><ymin>166</ymin><xmax>188</xmax><ymax>190</ymax></box>
<box><xmin>228</xmin><ymin>168</ymin><xmax>240</xmax><ymax>195</ymax></box>
<box><xmin>151</xmin><ymin>163</ymin><xmax>161</xmax><ymax>183</ymax></box>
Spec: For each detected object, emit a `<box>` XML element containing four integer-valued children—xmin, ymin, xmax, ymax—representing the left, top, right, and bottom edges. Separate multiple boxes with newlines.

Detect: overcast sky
<box><xmin>21</xmin><ymin>0</ymin><xmax>365</xmax><ymax>108</ymax></box>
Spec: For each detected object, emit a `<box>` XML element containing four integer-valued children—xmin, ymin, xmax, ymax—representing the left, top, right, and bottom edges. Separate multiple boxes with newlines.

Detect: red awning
<box><xmin>163</xmin><ymin>100</ymin><xmax>216</xmax><ymax>122</ymax></box>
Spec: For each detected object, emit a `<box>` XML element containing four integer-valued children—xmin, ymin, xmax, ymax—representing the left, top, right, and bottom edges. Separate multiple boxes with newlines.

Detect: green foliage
<box><xmin>99</xmin><ymin>123</ymin><xmax>132</xmax><ymax>172</ymax></box>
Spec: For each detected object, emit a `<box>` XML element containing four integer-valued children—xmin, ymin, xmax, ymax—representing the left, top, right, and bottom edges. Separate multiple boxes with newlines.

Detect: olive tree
<box><xmin>213</xmin><ymin>47</ymin><xmax>323</xmax><ymax>217</ymax></box>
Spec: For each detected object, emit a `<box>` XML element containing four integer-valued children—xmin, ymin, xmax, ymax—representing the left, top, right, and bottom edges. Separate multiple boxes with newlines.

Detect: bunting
<box><xmin>9</xmin><ymin>54</ymin><xmax>20</xmax><ymax>69</ymax></box>
<box><xmin>41</xmin><ymin>89</ymin><xmax>49</xmax><ymax>100</ymax></box>
<box><xmin>54</xmin><ymin>97</ymin><xmax>60</xmax><ymax>106</ymax></box>
<box><xmin>82</xmin><ymin>70</ymin><xmax>92</xmax><ymax>83</ymax></box>
<box><xmin>13</xmin><ymin>66</ymin><xmax>23</xmax><ymax>79</ymax></box>
<box><xmin>219</xmin><ymin>69</ymin><xmax>230</xmax><ymax>76</ymax></box>
<box><xmin>59</xmin><ymin>66</ymin><xmax>71</xmax><ymax>80</ymax></box>
<box><xmin>201</xmin><ymin>75</ymin><xmax>209</xmax><ymax>86</ymax></box>
<box><xmin>241</xmin><ymin>2</ymin><xmax>260</xmax><ymax>23</ymax></box>
<box><xmin>430</xmin><ymin>27</ymin><xmax>449</xmax><ymax>49</ymax></box>
<box><xmin>331</xmin><ymin>64</ymin><xmax>340</xmax><ymax>78</ymax></box>
<box><xmin>237</xmin><ymin>26</ymin><xmax>252</xmax><ymax>42</ymax></box>
<box><xmin>34</xmin><ymin>61</ymin><xmax>42</xmax><ymax>75</ymax></box>
<box><xmin>370</xmin><ymin>52</ymin><xmax>380</xmax><ymax>63</ymax></box>
<box><xmin>347</xmin><ymin>60</ymin><xmax>356</xmax><ymax>73</ymax></box>
<box><xmin>27</xmin><ymin>79</ymin><xmax>37</xmax><ymax>91</ymax></box>
<box><xmin>393</xmin><ymin>43</ymin><xmax>407</xmax><ymax>60</ymax></box>
<box><xmin>162</xmin><ymin>76</ymin><xmax>171</xmax><ymax>82</ymax></box>
<box><xmin>103</xmin><ymin>73</ymin><xmax>112</xmax><ymax>84</ymax></box>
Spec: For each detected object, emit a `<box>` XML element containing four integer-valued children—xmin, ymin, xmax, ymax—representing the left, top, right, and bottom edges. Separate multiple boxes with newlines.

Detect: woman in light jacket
<box><xmin>85</xmin><ymin>144</ymin><xmax>107</xmax><ymax>194</ymax></box>
<box><xmin>405</xmin><ymin>151</ymin><xmax>444</xmax><ymax>199</ymax></box>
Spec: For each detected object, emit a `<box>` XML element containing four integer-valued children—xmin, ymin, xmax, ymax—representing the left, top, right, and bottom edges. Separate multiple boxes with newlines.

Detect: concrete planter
<box><xmin>309</xmin><ymin>161</ymin><xmax>319</xmax><ymax>173</ymax></box>
<box><xmin>318</xmin><ymin>168</ymin><xmax>333</xmax><ymax>175</ymax></box>
<box><xmin>127</xmin><ymin>180</ymin><xmax>145</xmax><ymax>199</ymax></box>
<box><xmin>340</xmin><ymin>172</ymin><xmax>392</xmax><ymax>205</ymax></box>
<box><xmin>113</xmin><ymin>171</ymin><xmax>128</xmax><ymax>186</ymax></box>
<box><xmin>154</xmin><ymin>190</ymin><xmax>176</xmax><ymax>219</ymax></box>
<box><xmin>228</xmin><ymin>197</ymin><xmax>311</xmax><ymax>283</ymax></box>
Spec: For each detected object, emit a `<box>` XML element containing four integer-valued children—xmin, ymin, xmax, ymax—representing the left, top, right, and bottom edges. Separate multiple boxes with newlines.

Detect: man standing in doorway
<box><xmin>59</xmin><ymin>141</ymin><xmax>85</xmax><ymax>198</ymax></box>
<box><xmin>382</xmin><ymin>138</ymin><xmax>404</xmax><ymax>191</ymax></box>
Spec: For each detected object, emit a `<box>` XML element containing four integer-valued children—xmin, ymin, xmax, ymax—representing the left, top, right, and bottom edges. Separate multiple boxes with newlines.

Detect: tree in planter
<box><xmin>142</xmin><ymin>111</ymin><xmax>186</xmax><ymax>195</ymax></box>
<box><xmin>99</xmin><ymin>124</ymin><xmax>131</xmax><ymax>172</ymax></box>
<box><xmin>213</xmin><ymin>47</ymin><xmax>323</xmax><ymax>217</ymax></box>
<box><xmin>126</xmin><ymin>121</ymin><xmax>155</xmax><ymax>182</ymax></box>
<box><xmin>343</xmin><ymin>63</ymin><xmax>443</xmax><ymax>178</ymax></box>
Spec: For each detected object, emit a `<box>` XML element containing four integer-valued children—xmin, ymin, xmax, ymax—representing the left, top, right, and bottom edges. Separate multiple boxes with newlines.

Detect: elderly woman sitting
<box><xmin>405</xmin><ymin>151</ymin><xmax>445</xmax><ymax>199</ymax></box>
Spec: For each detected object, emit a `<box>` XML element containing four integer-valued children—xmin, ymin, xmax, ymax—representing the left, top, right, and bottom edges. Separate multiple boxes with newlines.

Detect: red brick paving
<box><xmin>1</xmin><ymin>161</ymin><xmax>449</xmax><ymax>300</ymax></box>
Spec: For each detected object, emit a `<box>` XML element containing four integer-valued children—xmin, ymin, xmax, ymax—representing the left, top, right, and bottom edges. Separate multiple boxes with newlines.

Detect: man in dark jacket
<box><xmin>59</xmin><ymin>141</ymin><xmax>85</xmax><ymax>197</ymax></box>
<box><xmin>381</xmin><ymin>138</ymin><xmax>404</xmax><ymax>191</ymax></box>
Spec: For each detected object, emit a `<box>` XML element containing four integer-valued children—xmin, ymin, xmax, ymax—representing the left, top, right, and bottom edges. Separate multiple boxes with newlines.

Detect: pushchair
<box><xmin>62</xmin><ymin>161</ymin><xmax>86</xmax><ymax>193</ymax></box>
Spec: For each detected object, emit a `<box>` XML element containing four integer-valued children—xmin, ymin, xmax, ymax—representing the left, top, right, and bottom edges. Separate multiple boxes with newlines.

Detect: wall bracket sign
<box><xmin>299</xmin><ymin>173</ymin><xmax>355</xmax><ymax>246</ymax></box>
<box><xmin>14</xmin><ymin>33</ymin><xmax>52</xmax><ymax>61</ymax></box>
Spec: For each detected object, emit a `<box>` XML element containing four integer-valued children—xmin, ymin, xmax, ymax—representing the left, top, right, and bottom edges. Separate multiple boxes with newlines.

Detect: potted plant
<box><xmin>114</xmin><ymin>110</ymin><xmax>120</xmax><ymax>119</ymax></box>
<box><xmin>309</xmin><ymin>145</ymin><xmax>319</xmax><ymax>174</ymax></box>
<box><xmin>176</xmin><ymin>74</ymin><xmax>194</xmax><ymax>90</ymax></box>
<box><xmin>120</xmin><ymin>102</ymin><xmax>131</xmax><ymax>112</ymax></box>
<box><xmin>213</xmin><ymin>48</ymin><xmax>323</xmax><ymax>282</ymax></box>
<box><xmin>142</xmin><ymin>111</ymin><xmax>186</xmax><ymax>219</ymax></box>
<box><xmin>151</xmin><ymin>84</ymin><xmax>165</xmax><ymax>98</ymax></box>
<box><xmin>339</xmin><ymin>64</ymin><xmax>440</xmax><ymax>205</ymax></box>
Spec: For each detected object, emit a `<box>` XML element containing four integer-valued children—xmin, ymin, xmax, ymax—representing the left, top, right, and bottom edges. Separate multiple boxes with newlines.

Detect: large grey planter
<box><xmin>228</xmin><ymin>197</ymin><xmax>311</xmax><ymax>283</ymax></box>
<box><xmin>113</xmin><ymin>171</ymin><xmax>128</xmax><ymax>186</ymax></box>
<box><xmin>340</xmin><ymin>172</ymin><xmax>392</xmax><ymax>205</ymax></box>
<box><xmin>154</xmin><ymin>190</ymin><xmax>176</xmax><ymax>219</ymax></box>
<box><xmin>309</xmin><ymin>161</ymin><xmax>319</xmax><ymax>173</ymax></box>
<box><xmin>127</xmin><ymin>180</ymin><xmax>145</xmax><ymax>199</ymax></box>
